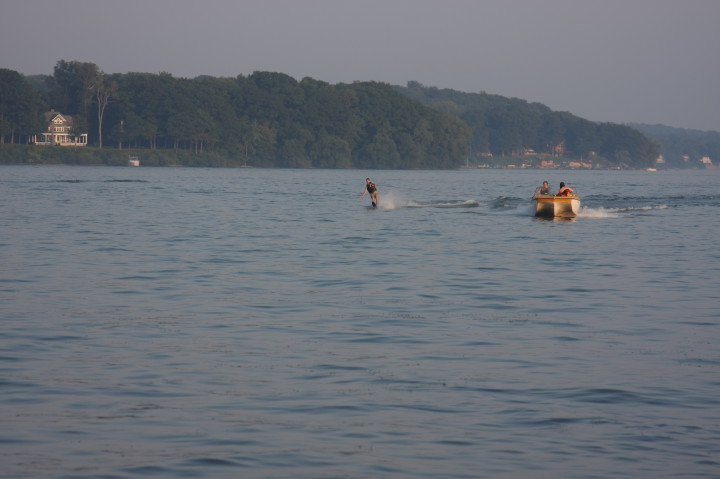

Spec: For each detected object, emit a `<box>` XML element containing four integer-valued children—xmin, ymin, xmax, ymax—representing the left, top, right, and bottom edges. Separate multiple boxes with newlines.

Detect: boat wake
<box><xmin>578</xmin><ymin>204</ymin><xmax>668</xmax><ymax>218</ymax></box>
<box><xmin>369</xmin><ymin>192</ymin><xmax>669</xmax><ymax>219</ymax></box>
<box><xmin>610</xmin><ymin>204</ymin><xmax>669</xmax><ymax>213</ymax></box>
<box><xmin>499</xmin><ymin>202</ymin><xmax>669</xmax><ymax>219</ymax></box>
<box><xmin>406</xmin><ymin>199</ymin><xmax>480</xmax><ymax>208</ymax></box>
<box><xmin>577</xmin><ymin>207</ymin><xmax>621</xmax><ymax>218</ymax></box>
<box><xmin>501</xmin><ymin>203</ymin><xmax>536</xmax><ymax>216</ymax></box>
<box><xmin>375</xmin><ymin>191</ymin><xmax>479</xmax><ymax>210</ymax></box>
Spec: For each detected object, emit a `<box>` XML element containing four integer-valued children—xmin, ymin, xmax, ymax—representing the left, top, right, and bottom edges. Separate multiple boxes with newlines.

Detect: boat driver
<box><xmin>535</xmin><ymin>181</ymin><xmax>551</xmax><ymax>195</ymax></box>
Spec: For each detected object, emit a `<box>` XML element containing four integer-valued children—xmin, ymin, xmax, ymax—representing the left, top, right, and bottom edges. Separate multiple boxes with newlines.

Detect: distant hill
<box><xmin>628</xmin><ymin>123</ymin><xmax>720</xmax><ymax>168</ymax></box>
<box><xmin>396</xmin><ymin>82</ymin><xmax>659</xmax><ymax>169</ymax></box>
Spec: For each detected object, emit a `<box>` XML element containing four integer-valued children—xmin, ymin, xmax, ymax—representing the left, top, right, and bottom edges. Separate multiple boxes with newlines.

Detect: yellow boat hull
<box><xmin>532</xmin><ymin>195</ymin><xmax>581</xmax><ymax>218</ymax></box>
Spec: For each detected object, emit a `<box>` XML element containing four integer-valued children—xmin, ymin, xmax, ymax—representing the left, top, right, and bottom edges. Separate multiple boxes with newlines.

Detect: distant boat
<box><xmin>128</xmin><ymin>156</ymin><xmax>140</xmax><ymax>167</ymax></box>
<box><xmin>532</xmin><ymin>194</ymin><xmax>581</xmax><ymax>218</ymax></box>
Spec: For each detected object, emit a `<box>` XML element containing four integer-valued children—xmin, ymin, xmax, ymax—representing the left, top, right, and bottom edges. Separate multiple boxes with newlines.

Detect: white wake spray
<box><xmin>375</xmin><ymin>191</ymin><xmax>408</xmax><ymax>210</ymax></box>
<box><xmin>499</xmin><ymin>203</ymin><xmax>536</xmax><ymax>216</ymax></box>
<box><xmin>578</xmin><ymin>204</ymin><xmax>668</xmax><ymax>218</ymax></box>
<box><xmin>576</xmin><ymin>207</ymin><xmax>621</xmax><ymax>218</ymax></box>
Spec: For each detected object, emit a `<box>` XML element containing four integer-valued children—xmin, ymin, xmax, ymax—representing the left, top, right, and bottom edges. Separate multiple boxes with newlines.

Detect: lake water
<box><xmin>1</xmin><ymin>165</ymin><xmax>718</xmax><ymax>478</ymax></box>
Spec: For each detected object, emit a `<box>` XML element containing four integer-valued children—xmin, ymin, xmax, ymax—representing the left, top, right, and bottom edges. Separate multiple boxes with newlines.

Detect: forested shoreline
<box><xmin>629</xmin><ymin>123</ymin><xmax>720</xmax><ymax>167</ymax></box>
<box><xmin>0</xmin><ymin>60</ymin><xmax>714</xmax><ymax>169</ymax></box>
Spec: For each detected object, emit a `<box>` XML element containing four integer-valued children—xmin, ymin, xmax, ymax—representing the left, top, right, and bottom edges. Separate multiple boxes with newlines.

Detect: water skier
<box><xmin>359</xmin><ymin>178</ymin><xmax>380</xmax><ymax>207</ymax></box>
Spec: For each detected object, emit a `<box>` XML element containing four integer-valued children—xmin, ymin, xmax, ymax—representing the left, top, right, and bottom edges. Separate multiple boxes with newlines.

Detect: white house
<box><xmin>33</xmin><ymin>110</ymin><xmax>88</xmax><ymax>146</ymax></box>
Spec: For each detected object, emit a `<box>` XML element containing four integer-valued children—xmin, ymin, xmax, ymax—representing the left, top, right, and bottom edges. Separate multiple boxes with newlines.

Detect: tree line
<box><xmin>0</xmin><ymin>60</ymin><xmax>668</xmax><ymax>168</ymax></box>
<box><xmin>398</xmin><ymin>82</ymin><xmax>661</xmax><ymax>168</ymax></box>
<box><xmin>1</xmin><ymin>61</ymin><xmax>470</xmax><ymax>168</ymax></box>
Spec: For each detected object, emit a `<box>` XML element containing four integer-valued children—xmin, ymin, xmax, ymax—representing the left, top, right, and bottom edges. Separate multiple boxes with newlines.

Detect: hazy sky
<box><xmin>2</xmin><ymin>0</ymin><xmax>719</xmax><ymax>131</ymax></box>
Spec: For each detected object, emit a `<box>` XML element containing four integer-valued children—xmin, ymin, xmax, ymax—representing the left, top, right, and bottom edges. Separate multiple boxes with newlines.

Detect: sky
<box><xmin>2</xmin><ymin>0</ymin><xmax>719</xmax><ymax>132</ymax></box>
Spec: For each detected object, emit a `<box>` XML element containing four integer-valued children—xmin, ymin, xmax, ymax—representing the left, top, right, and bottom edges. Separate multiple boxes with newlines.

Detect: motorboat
<box><xmin>532</xmin><ymin>194</ymin><xmax>581</xmax><ymax>218</ymax></box>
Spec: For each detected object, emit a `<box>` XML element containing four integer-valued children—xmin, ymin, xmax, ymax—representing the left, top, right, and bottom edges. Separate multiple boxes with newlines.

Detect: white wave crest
<box><xmin>375</xmin><ymin>191</ymin><xmax>408</xmax><ymax>210</ymax></box>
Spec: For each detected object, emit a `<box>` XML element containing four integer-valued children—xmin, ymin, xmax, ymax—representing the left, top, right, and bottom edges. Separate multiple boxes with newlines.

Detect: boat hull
<box><xmin>532</xmin><ymin>195</ymin><xmax>581</xmax><ymax>218</ymax></box>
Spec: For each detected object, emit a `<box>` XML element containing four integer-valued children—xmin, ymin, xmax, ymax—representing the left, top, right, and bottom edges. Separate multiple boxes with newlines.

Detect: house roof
<box><xmin>44</xmin><ymin>110</ymin><xmax>74</xmax><ymax>125</ymax></box>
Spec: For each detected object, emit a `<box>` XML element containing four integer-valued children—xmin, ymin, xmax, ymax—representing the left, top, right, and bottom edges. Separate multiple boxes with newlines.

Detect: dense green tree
<box><xmin>460</xmin><ymin>109</ymin><xmax>490</xmax><ymax>154</ymax></box>
<box><xmin>564</xmin><ymin>116</ymin><xmax>599</xmax><ymax>158</ymax></box>
<box><xmin>279</xmin><ymin>138</ymin><xmax>311</xmax><ymax>167</ymax></box>
<box><xmin>250</xmin><ymin>122</ymin><xmax>278</xmax><ymax>166</ymax></box>
<box><xmin>537</xmin><ymin>111</ymin><xmax>565</xmax><ymax>152</ymax></box>
<box><xmin>596</xmin><ymin>123</ymin><xmax>658</xmax><ymax>168</ymax></box>
<box><xmin>363</xmin><ymin>127</ymin><xmax>401</xmax><ymax>168</ymax></box>
<box><xmin>47</xmin><ymin>60</ymin><xmax>101</xmax><ymax>135</ymax></box>
<box><xmin>311</xmin><ymin>135</ymin><xmax>352</xmax><ymax>168</ymax></box>
<box><xmin>0</xmin><ymin>69</ymin><xmax>46</xmax><ymax>143</ymax></box>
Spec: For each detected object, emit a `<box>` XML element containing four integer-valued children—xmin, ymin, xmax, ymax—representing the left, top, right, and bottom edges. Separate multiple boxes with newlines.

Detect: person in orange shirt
<box><xmin>556</xmin><ymin>182</ymin><xmax>574</xmax><ymax>196</ymax></box>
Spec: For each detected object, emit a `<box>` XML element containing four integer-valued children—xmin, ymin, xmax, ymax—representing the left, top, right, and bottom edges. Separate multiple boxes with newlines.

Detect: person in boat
<box><xmin>359</xmin><ymin>178</ymin><xmax>380</xmax><ymax>207</ymax></box>
<box><xmin>534</xmin><ymin>181</ymin><xmax>551</xmax><ymax>195</ymax></box>
<box><xmin>556</xmin><ymin>182</ymin><xmax>574</xmax><ymax>196</ymax></box>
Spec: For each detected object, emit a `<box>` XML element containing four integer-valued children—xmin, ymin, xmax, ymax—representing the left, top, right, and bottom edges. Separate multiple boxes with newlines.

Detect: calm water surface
<box><xmin>1</xmin><ymin>165</ymin><xmax>719</xmax><ymax>478</ymax></box>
